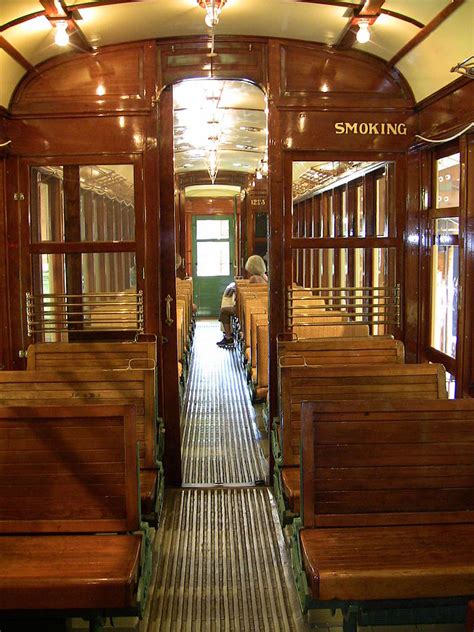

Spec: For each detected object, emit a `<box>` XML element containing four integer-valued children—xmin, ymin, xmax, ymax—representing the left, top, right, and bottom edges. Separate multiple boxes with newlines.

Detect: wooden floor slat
<box><xmin>148</xmin><ymin>488</ymin><xmax>305</xmax><ymax>632</ymax></box>
<box><xmin>181</xmin><ymin>321</ymin><xmax>267</xmax><ymax>485</ymax></box>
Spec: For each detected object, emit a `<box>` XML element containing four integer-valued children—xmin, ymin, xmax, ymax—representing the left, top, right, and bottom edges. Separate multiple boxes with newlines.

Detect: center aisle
<box><xmin>146</xmin><ymin>320</ymin><xmax>308</xmax><ymax>632</ymax></box>
<box><xmin>181</xmin><ymin>320</ymin><xmax>267</xmax><ymax>485</ymax></box>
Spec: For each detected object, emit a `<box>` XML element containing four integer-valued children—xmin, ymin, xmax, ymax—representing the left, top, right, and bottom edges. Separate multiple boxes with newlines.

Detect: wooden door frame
<box><xmin>157</xmin><ymin>85</ymin><xmax>182</xmax><ymax>486</ymax></box>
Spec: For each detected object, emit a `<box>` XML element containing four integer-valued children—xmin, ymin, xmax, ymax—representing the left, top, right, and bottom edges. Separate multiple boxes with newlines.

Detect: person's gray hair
<box><xmin>245</xmin><ymin>255</ymin><xmax>266</xmax><ymax>276</ymax></box>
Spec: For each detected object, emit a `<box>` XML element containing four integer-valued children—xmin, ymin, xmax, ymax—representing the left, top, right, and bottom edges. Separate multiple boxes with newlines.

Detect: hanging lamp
<box><xmin>197</xmin><ymin>0</ymin><xmax>227</xmax><ymax>28</ymax></box>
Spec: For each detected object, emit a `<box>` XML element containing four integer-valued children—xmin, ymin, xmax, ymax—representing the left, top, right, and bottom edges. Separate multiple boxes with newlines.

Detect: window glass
<box><xmin>435</xmin><ymin>153</ymin><xmax>460</xmax><ymax>209</ymax></box>
<box><xmin>376</xmin><ymin>175</ymin><xmax>388</xmax><ymax>237</ymax></box>
<box><xmin>30</xmin><ymin>165</ymin><xmax>135</xmax><ymax>242</ymax></box>
<box><xmin>430</xmin><ymin>218</ymin><xmax>459</xmax><ymax>357</ymax></box>
<box><xmin>356</xmin><ymin>184</ymin><xmax>365</xmax><ymax>237</ymax></box>
<box><xmin>196</xmin><ymin>219</ymin><xmax>229</xmax><ymax>240</ymax></box>
<box><xmin>196</xmin><ymin>242</ymin><xmax>230</xmax><ymax>276</ymax></box>
<box><xmin>255</xmin><ymin>212</ymin><xmax>268</xmax><ymax>238</ymax></box>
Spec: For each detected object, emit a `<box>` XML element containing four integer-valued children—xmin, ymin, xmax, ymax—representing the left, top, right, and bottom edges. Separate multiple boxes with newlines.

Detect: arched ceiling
<box><xmin>1</xmin><ymin>0</ymin><xmax>472</xmax><ymax>110</ymax></box>
<box><xmin>1</xmin><ymin>1</ymin><xmax>472</xmax><ymax>196</ymax></box>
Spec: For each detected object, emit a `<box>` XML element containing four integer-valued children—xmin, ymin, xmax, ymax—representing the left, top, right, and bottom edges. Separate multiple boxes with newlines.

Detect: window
<box><xmin>428</xmin><ymin>150</ymin><xmax>461</xmax><ymax>361</ymax></box>
<box><xmin>430</xmin><ymin>218</ymin><xmax>459</xmax><ymax>358</ymax></box>
<box><xmin>29</xmin><ymin>163</ymin><xmax>137</xmax><ymax>340</ymax></box>
<box><xmin>436</xmin><ymin>153</ymin><xmax>460</xmax><ymax>210</ymax></box>
<box><xmin>195</xmin><ymin>218</ymin><xmax>231</xmax><ymax>277</ymax></box>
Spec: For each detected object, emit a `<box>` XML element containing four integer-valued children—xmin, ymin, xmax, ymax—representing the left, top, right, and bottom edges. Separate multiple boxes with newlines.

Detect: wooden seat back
<box><xmin>0</xmin><ymin>369</ymin><xmax>156</xmax><ymax>468</ymax></box>
<box><xmin>236</xmin><ymin>284</ymin><xmax>267</xmax><ymax>324</ymax></box>
<box><xmin>292</xmin><ymin>323</ymin><xmax>370</xmax><ymax>338</ymax></box>
<box><xmin>242</xmin><ymin>295</ymin><xmax>267</xmax><ymax>348</ymax></box>
<box><xmin>278</xmin><ymin>336</ymin><xmax>404</xmax><ymax>367</ymax></box>
<box><xmin>279</xmin><ymin>363</ymin><xmax>447</xmax><ymax>466</ymax></box>
<box><xmin>0</xmin><ymin>404</ymin><xmax>139</xmax><ymax>533</ymax></box>
<box><xmin>256</xmin><ymin>322</ymin><xmax>269</xmax><ymax>389</ymax></box>
<box><xmin>27</xmin><ymin>341</ymin><xmax>156</xmax><ymax>371</ymax></box>
<box><xmin>301</xmin><ymin>398</ymin><xmax>474</xmax><ymax>528</ymax></box>
<box><xmin>250</xmin><ymin>311</ymin><xmax>268</xmax><ymax>369</ymax></box>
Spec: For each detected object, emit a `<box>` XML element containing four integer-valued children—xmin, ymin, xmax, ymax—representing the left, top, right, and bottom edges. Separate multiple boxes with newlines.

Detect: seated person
<box><xmin>216</xmin><ymin>255</ymin><xmax>267</xmax><ymax>348</ymax></box>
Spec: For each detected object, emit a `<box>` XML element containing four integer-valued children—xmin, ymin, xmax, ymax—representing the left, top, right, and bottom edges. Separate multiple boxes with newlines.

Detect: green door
<box><xmin>192</xmin><ymin>215</ymin><xmax>235</xmax><ymax>317</ymax></box>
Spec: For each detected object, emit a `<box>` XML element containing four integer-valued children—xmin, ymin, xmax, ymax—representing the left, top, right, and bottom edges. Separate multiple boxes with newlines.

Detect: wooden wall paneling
<box><xmin>416</xmin><ymin>79</ymin><xmax>474</xmax><ymax>140</ymax></box>
<box><xmin>178</xmin><ymin>190</ymin><xmax>186</xmax><ymax>279</ymax></box>
<box><xmin>281</xmin><ymin>110</ymin><xmax>415</xmax><ymax>153</ymax></box>
<box><xmin>7</xmin><ymin>115</ymin><xmax>148</xmax><ymax>157</ymax></box>
<box><xmin>11</xmin><ymin>42</ymin><xmax>157</xmax><ymax>116</ymax></box>
<box><xmin>157</xmin><ymin>85</ymin><xmax>182</xmax><ymax>486</ymax></box>
<box><xmin>277</xmin><ymin>42</ymin><xmax>414</xmax><ymax>110</ymax></box>
<box><xmin>419</xmin><ymin>149</ymin><xmax>433</xmax><ymax>364</ymax></box>
<box><xmin>404</xmin><ymin>151</ymin><xmax>422</xmax><ymax>362</ymax></box>
<box><xmin>392</xmin><ymin>154</ymin><xmax>406</xmax><ymax>340</ymax></box>
<box><xmin>459</xmin><ymin>133</ymin><xmax>474</xmax><ymax>396</ymax></box>
<box><xmin>5</xmin><ymin>157</ymin><xmax>31</xmax><ymax>367</ymax></box>
<box><xmin>159</xmin><ymin>38</ymin><xmax>267</xmax><ymax>88</ymax></box>
<box><xmin>0</xmin><ymin>154</ymin><xmax>11</xmax><ymax>369</ymax></box>
<box><xmin>268</xmin><ymin>40</ymin><xmax>285</xmax><ymax>459</ymax></box>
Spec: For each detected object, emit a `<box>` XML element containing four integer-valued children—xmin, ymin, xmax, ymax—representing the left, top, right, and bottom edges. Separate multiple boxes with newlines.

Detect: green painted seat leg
<box><xmin>342</xmin><ymin>606</ymin><xmax>358</xmax><ymax>632</ymax></box>
<box><xmin>88</xmin><ymin>616</ymin><xmax>105</xmax><ymax>632</ymax></box>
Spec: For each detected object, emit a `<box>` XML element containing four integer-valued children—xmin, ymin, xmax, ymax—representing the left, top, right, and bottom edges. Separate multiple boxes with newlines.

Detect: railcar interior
<box><xmin>0</xmin><ymin>1</ymin><xmax>473</xmax><ymax>631</ymax></box>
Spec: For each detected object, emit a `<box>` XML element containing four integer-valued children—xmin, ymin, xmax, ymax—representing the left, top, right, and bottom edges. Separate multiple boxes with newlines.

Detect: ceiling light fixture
<box><xmin>356</xmin><ymin>20</ymin><xmax>370</xmax><ymax>44</ymax></box>
<box><xmin>54</xmin><ymin>20</ymin><xmax>70</xmax><ymax>47</ymax></box>
<box><xmin>198</xmin><ymin>0</ymin><xmax>227</xmax><ymax>28</ymax></box>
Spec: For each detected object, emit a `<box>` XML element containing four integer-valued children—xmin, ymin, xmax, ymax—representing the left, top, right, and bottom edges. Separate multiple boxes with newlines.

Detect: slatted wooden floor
<box><xmin>181</xmin><ymin>320</ymin><xmax>267</xmax><ymax>485</ymax></box>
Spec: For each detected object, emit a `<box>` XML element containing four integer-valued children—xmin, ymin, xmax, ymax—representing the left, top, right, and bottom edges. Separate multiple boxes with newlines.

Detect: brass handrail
<box><xmin>26</xmin><ymin>290</ymin><xmax>144</xmax><ymax>337</ymax></box>
<box><xmin>287</xmin><ymin>284</ymin><xmax>401</xmax><ymax>328</ymax></box>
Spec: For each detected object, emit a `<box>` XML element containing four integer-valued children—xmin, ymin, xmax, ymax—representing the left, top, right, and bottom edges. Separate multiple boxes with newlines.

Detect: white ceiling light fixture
<box><xmin>356</xmin><ymin>19</ymin><xmax>371</xmax><ymax>44</ymax></box>
<box><xmin>197</xmin><ymin>0</ymin><xmax>227</xmax><ymax>28</ymax></box>
<box><xmin>54</xmin><ymin>20</ymin><xmax>70</xmax><ymax>47</ymax></box>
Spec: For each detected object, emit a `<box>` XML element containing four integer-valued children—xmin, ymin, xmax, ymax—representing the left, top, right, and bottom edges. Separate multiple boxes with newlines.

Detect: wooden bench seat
<box><xmin>291</xmin><ymin>399</ymin><xmax>474</xmax><ymax>630</ymax></box>
<box><xmin>274</xmin><ymin>362</ymin><xmax>446</xmax><ymax>525</ymax></box>
<box><xmin>0</xmin><ymin>405</ymin><xmax>152</xmax><ymax>628</ymax></box>
<box><xmin>0</xmin><ymin>368</ymin><xmax>163</xmax><ymax>526</ymax></box>
<box><xmin>300</xmin><ymin>523</ymin><xmax>474</xmax><ymax>601</ymax></box>
<box><xmin>0</xmin><ymin>534</ymin><xmax>143</xmax><ymax>610</ymax></box>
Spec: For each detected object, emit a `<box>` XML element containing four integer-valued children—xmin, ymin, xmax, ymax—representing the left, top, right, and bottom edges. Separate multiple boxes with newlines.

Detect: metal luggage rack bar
<box><xmin>26</xmin><ymin>291</ymin><xmax>144</xmax><ymax>335</ymax></box>
<box><xmin>287</xmin><ymin>284</ymin><xmax>401</xmax><ymax>327</ymax></box>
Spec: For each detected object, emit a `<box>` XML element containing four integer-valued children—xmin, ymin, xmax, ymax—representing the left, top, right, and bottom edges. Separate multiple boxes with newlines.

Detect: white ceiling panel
<box><xmin>383</xmin><ymin>0</ymin><xmax>450</xmax><ymax>26</ymax></box>
<box><xmin>0</xmin><ymin>0</ymin><xmax>40</xmax><ymax>26</ymax></box>
<box><xmin>0</xmin><ymin>50</ymin><xmax>26</xmax><ymax>109</ymax></box>
<box><xmin>2</xmin><ymin>16</ymin><xmax>58</xmax><ymax>66</ymax></box>
<box><xmin>396</xmin><ymin>1</ymin><xmax>474</xmax><ymax>102</ymax></box>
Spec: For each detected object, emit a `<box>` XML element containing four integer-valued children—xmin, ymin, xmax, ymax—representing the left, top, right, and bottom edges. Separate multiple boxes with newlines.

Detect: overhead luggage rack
<box><xmin>26</xmin><ymin>290</ymin><xmax>144</xmax><ymax>337</ymax></box>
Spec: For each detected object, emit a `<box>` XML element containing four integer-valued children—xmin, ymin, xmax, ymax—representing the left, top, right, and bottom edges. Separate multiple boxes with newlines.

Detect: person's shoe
<box><xmin>216</xmin><ymin>336</ymin><xmax>234</xmax><ymax>348</ymax></box>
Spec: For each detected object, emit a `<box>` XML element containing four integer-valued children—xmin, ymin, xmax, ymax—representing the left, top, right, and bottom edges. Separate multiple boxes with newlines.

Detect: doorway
<box><xmin>192</xmin><ymin>215</ymin><xmax>235</xmax><ymax>316</ymax></box>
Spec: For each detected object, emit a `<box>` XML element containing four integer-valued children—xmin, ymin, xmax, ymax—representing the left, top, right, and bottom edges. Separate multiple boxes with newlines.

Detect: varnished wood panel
<box><xmin>281</xmin><ymin>111</ymin><xmax>415</xmax><ymax>152</ymax></box>
<box><xmin>11</xmin><ymin>42</ymin><xmax>156</xmax><ymax>116</ymax></box>
<box><xmin>0</xmin><ymin>155</ymin><xmax>10</xmax><ymax>370</ymax></box>
<box><xmin>0</xmin><ymin>404</ymin><xmax>139</xmax><ymax>533</ymax></box>
<box><xmin>278</xmin><ymin>42</ymin><xmax>414</xmax><ymax>109</ymax></box>
<box><xmin>7</xmin><ymin>116</ymin><xmax>147</xmax><ymax>156</ymax></box>
<box><xmin>301</xmin><ymin>399</ymin><xmax>474</xmax><ymax>529</ymax></box>
<box><xmin>416</xmin><ymin>79</ymin><xmax>474</xmax><ymax>139</ymax></box>
<box><xmin>159</xmin><ymin>38</ymin><xmax>267</xmax><ymax>88</ymax></box>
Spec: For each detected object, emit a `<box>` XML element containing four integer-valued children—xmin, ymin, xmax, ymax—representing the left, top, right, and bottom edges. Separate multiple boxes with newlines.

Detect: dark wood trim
<box><xmin>415</xmin><ymin>76</ymin><xmax>472</xmax><ymax>111</ymax></box>
<box><xmin>29</xmin><ymin>241</ymin><xmax>136</xmax><ymax>254</ymax></box>
<box><xmin>289</xmin><ymin>237</ymin><xmax>397</xmax><ymax>249</ymax></box>
<box><xmin>0</xmin><ymin>35</ymin><xmax>35</xmax><ymax>72</ymax></box>
<box><xmin>388</xmin><ymin>0</ymin><xmax>466</xmax><ymax>68</ymax></box>
<box><xmin>293</xmin><ymin>0</ymin><xmax>424</xmax><ymax>27</ymax></box>
<box><xmin>0</xmin><ymin>12</ymin><xmax>46</xmax><ymax>32</ymax></box>
<box><xmin>158</xmin><ymin>85</ymin><xmax>182</xmax><ymax>487</ymax></box>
